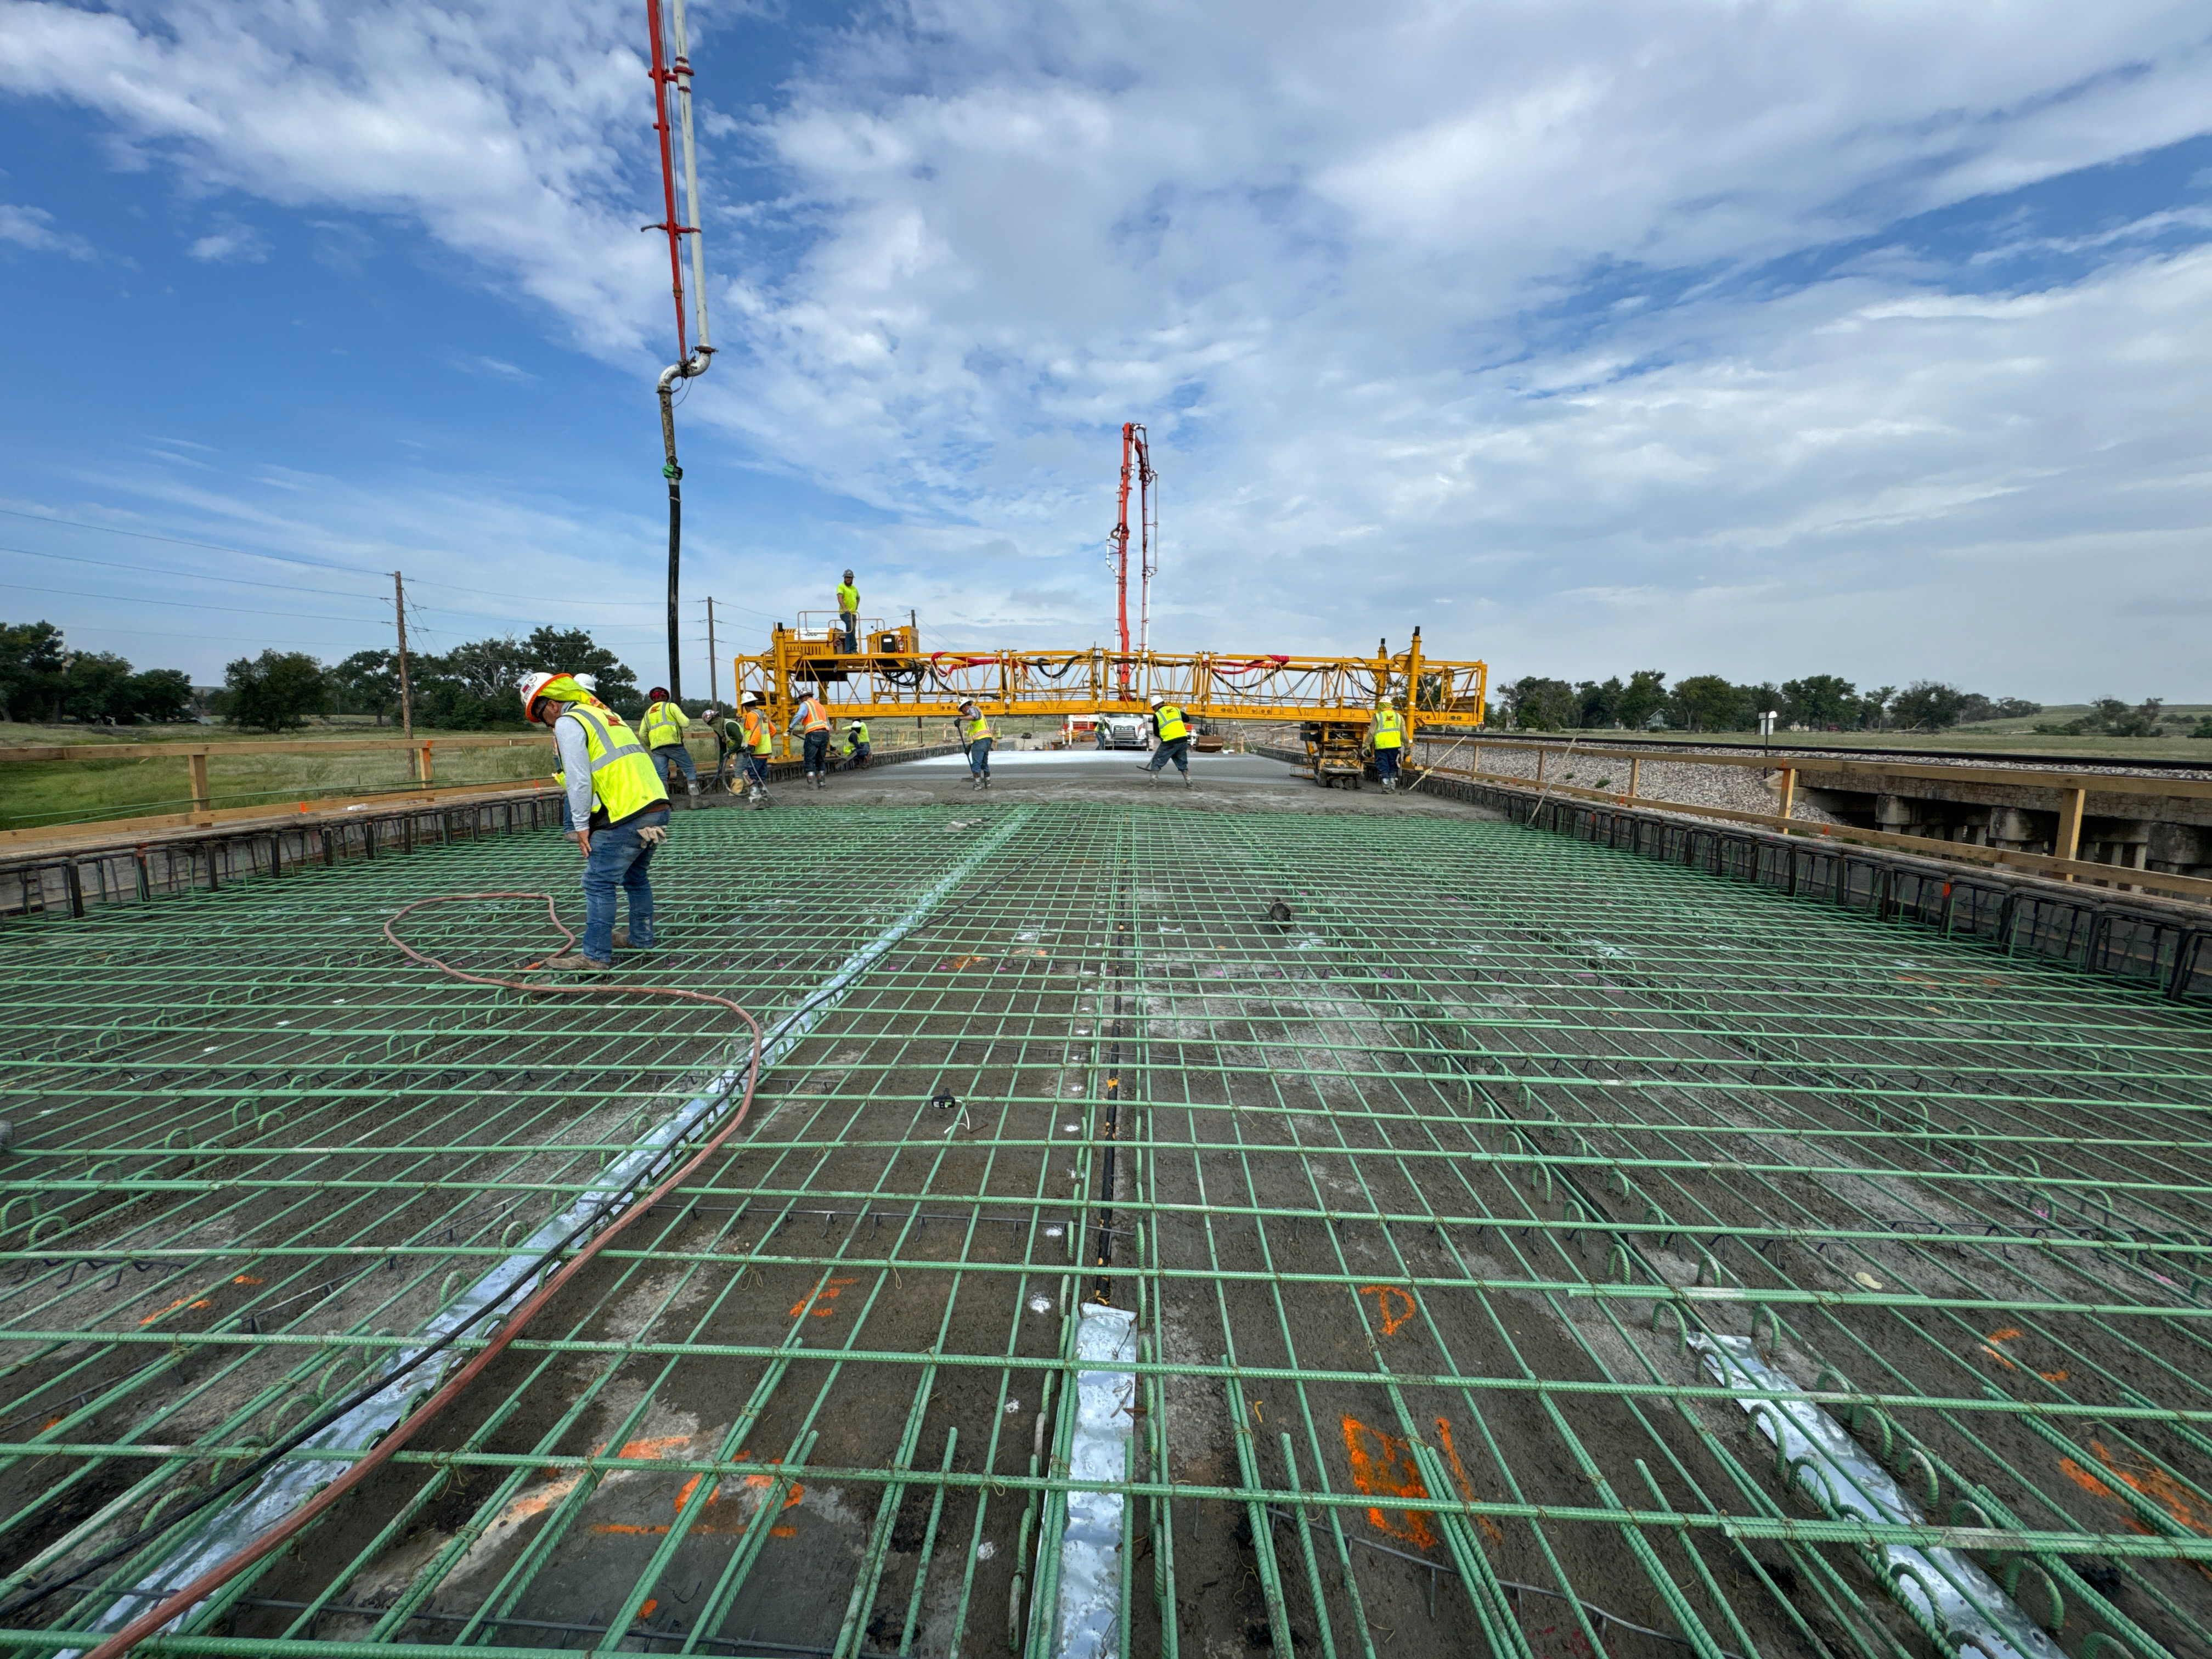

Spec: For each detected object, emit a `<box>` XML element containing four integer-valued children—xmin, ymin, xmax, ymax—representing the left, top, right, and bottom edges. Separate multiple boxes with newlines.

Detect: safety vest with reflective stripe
<box><xmin>796</xmin><ymin>696</ymin><xmax>830</xmax><ymax>733</ymax></box>
<box><xmin>963</xmin><ymin>710</ymin><xmax>992</xmax><ymax>742</ymax></box>
<box><xmin>1154</xmin><ymin>703</ymin><xmax>1189</xmax><ymax>742</ymax></box>
<box><xmin>836</xmin><ymin>582</ymin><xmax>859</xmax><ymax>614</ymax></box>
<box><xmin>848</xmin><ymin>720</ymin><xmax>870</xmax><ymax>747</ymax></box>
<box><xmin>561</xmin><ymin>704</ymin><xmax>668</xmax><ymax>823</ymax></box>
<box><xmin>1372</xmin><ymin>706</ymin><xmax>1404</xmax><ymax>749</ymax></box>
<box><xmin>642</xmin><ymin>699</ymin><xmax>688</xmax><ymax>749</ymax></box>
<box><xmin>741</xmin><ymin>708</ymin><xmax>774</xmax><ymax>754</ymax></box>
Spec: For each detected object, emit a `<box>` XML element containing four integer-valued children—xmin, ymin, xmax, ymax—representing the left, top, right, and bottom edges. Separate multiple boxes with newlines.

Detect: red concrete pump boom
<box><xmin>1107</xmin><ymin>422</ymin><xmax>1156</xmax><ymax>693</ymax></box>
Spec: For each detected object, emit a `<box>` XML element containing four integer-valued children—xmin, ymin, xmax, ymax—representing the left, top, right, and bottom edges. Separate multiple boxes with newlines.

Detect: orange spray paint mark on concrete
<box><xmin>637</xmin><ymin>1599</ymin><xmax>659</xmax><ymax>1618</ymax></box>
<box><xmin>138</xmin><ymin>1296</ymin><xmax>210</xmax><ymax>1326</ymax></box>
<box><xmin>2061</xmin><ymin>1442</ymin><xmax>2212</xmax><ymax>1582</ymax></box>
<box><xmin>1359</xmin><ymin>1284</ymin><xmax>1417</xmax><ymax>1336</ymax></box>
<box><xmin>1432</xmin><ymin>1417</ymin><xmax>1505</xmax><ymax>1549</ymax></box>
<box><xmin>791</xmin><ymin>1276</ymin><xmax>859</xmax><ymax>1319</ymax></box>
<box><xmin>1341</xmin><ymin>1415</ymin><xmax>1435</xmax><ymax>1548</ymax></box>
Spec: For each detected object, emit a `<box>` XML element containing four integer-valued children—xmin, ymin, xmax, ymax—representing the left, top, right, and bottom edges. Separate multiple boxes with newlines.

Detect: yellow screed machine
<box><xmin>731</xmin><ymin>613</ymin><xmax>1488</xmax><ymax>785</ymax></box>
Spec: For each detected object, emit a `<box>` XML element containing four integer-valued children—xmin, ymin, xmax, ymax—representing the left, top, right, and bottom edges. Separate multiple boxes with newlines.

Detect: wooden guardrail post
<box><xmin>2056</xmin><ymin>786</ymin><xmax>2086</xmax><ymax>881</ymax></box>
<box><xmin>1628</xmin><ymin>758</ymin><xmax>1641</xmax><ymax>800</ymax></box>
<box><xmin>1779</xmin><ymin>766</ymin><xmax>1796</xmax><ymax>821</ymax></box>
<box><xmin>187</xmin><ymin>750</ymin><xmax>211</xmax><ymax>818</ymax></box>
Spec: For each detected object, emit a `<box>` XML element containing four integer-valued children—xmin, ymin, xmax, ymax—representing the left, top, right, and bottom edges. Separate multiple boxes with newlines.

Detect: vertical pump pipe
<box><xmin>647</xmin><ymin>0</ymin><xmax>713</xmax><ymax>699</ymax></box>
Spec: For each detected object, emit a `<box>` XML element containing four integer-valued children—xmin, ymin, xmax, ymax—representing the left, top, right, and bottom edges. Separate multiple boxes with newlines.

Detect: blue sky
<box><xmin>3</xmin><ymin>1</ymin><xmax>2211</xmax><ymax>701</ymax></box>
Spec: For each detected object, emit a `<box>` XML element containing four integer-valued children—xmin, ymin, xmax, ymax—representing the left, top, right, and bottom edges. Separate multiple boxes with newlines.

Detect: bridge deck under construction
<box><xmin>2</xmin><ymin>786</ymin><xmax>2210</xmax><ymax>1658</ymax></box>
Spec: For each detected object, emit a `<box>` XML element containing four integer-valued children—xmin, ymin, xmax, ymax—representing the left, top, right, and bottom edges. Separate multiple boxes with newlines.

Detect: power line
<box><xmin>0</xmin><ymin>544</ymin><xmax>388</xmax><ymax>602</ymax></box>
<box><xmin>0</xmin><ymin>580</ymin><xmax>380</xmax><ymax>625</ymax></box>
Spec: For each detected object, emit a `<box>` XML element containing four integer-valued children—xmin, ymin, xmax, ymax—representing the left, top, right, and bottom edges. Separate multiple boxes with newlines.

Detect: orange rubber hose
<box><xmin>84</xmin><ymin>892</ymin><xmax>762</xmax><ymax>1658</ymax></box>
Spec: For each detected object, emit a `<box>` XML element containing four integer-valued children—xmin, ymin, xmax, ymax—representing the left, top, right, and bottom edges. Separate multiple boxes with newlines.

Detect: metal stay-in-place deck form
<box><xmin>1</xmin><ymin>800</ymin><xmax>2210</xmax><ymax>1657</ymax></box>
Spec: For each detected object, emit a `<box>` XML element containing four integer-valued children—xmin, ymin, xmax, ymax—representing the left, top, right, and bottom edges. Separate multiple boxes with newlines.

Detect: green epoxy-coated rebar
<box><xmin>1</xmin><ymin>800</ymin><xmax>2210</xmax><ymax>1657</ymax></box>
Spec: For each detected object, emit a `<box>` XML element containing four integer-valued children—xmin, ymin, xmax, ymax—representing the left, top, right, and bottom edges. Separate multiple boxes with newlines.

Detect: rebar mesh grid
<box><xmin>2</xmin><ymin>800</ymin><xmax>2210</xmax><ymax>1658</ymax></box>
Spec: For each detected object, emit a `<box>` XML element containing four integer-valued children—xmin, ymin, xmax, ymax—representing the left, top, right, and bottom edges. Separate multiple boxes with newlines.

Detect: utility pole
<box><xmin>706</xmin><ymin>596</ymin><xmax>719</xmax><ymax>706</ymax></box>
<box><xmin>911</xmin><ymin>608</ymin><xmax>922</xmax><ymax>744</ymax></box>
<box><xmin>393</xmin><ymin>570</ymin><xmax>414</xmax><ymax>740</ymax></box>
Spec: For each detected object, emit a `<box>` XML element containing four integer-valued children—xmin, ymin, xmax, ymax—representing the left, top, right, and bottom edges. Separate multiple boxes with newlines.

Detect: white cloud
<box><xmin>187</xmin><ymin>225</ymin><xmax>267</xmax><ymax>263</ymax></box>
<box><xmin>0</xmin><ymin>200</ymin><xmax>91</xmax><ymax>256</ymax></box>
<box><xmin>5</xmin><ymin>1</ymin><xmax>2212</xmax><ymax>695</ymax></box>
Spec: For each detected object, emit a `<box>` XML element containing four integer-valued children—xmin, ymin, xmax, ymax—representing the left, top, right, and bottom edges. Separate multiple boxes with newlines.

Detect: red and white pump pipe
<box><xmin>647</xmin><ymin>0</ymin><xmax>712</xmax><ymax>699</ymax></box>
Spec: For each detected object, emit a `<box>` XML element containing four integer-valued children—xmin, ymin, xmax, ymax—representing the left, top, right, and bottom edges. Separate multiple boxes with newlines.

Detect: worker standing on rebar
<box><xmin>1146</xmin><ymin>693</ymin><xmax>1193</xmax><ymax>787</ymax></box>
<box><xmin>521</xmin><ymin>672</ymin><xmax>669</xmax><ymax>970</ymax></box>
<box><xmin>959</xmin><ymin>697</ymin><xmax>993</xmax><ymax>789</ymax></box>
<box><xmin>738</xmin><ymin>691</ymin><xmax>775</xmax><ymax>805</ymax></box>
<box><xmin>1369</xmin><ymin>697</ymin><xmax>1406</xmax><ymax>792</ymax></box>
<box><xmin>836</xmin><ymin>568</ymin><xmax>860</xmax><ymax>654</ymax></box>
<box><xmin>642</xmin><ymin>687</ymin><xmax>701</xmax><ymax>803</ymax></box>
<box><xmin>794</xmin><ymin>686</ymin><xmax>833</xmax><ymax>789</ymax></box>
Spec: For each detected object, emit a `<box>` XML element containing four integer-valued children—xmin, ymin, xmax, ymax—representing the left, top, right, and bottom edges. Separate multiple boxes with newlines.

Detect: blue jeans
<box><xmin>742</xmin><ymin>753</ymin><xmax>769</xmax><ymax>788</ymax></box>
<box><xmin>1149</xmin><ymin>737</ymin><xmax>1190</xmax><ymax>774</ymax></box>
<box><xmin>1374</xmin><ymin>746</ymin><xmax>1401</xmax><ymax>782</ymax></box>
<box><xmin>968</xmin><ymin>737</ymin><xmax>992</xmax><ymax>776</ymax></box>
<box><xmin>803</xmin><ymin>729</ymin><xmax>831</xmax><ymax>774</ymax></box>
<box><xmin>652</xmin><ymin>744</ymin><xmax>697</xmax><ymax>789</ymax></box>
<box><xmin>580</xmin><ymin>808</ymin><xmax>669</xmax><ymax>962</ymax></box>
<box><xmin>840</xmin><ymin>612</ymin><xmax>859</xmax><ymax>653</ymax></box>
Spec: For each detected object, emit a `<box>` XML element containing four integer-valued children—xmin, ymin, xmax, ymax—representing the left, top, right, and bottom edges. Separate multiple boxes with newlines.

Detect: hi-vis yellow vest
<box><xmin>1372</xmin><ymin>706</ymin><xmax>1404</xmax><ymax>749</ymax></box>
<box><xmin>563</xmin><ymin>704</ymin><xmax>667</xmax><ymax>822</ymax></box>
<box><xmin>963</xmin><ymin>710</ymin><xmax>992</xmax><ymax>741</ymax></box>
<box><xmin>848</xmin><ymin>720</ymin><xmax>870</xmax><ymax>746</ymax></box>
<box><xmin>1154</xmin><ymin>703</ymin><xmax>1189</xmax><ymax>741</ymax></box>
<box><xmin>741</xmin><ymin>708</ymin><xmax>774</xmax><ymax>754</ymax></box>
<box><xmin>642</xmin><ymin>699</ymin><xmax>687</xmax><ymax>749</ymax></box>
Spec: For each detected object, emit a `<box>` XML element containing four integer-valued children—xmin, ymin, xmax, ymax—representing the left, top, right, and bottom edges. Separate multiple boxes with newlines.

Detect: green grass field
<box><xmin>0</xmin><ymin>715</ymin><xmax>973</xmax><ymax>831</ymax></box>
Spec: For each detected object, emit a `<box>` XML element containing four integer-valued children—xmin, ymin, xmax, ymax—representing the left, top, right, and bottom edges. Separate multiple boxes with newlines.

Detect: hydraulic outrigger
<box><xmin>731</xmin><ymin>616</ymin><xmax>1488</xmax><ymax>786</ymax></box>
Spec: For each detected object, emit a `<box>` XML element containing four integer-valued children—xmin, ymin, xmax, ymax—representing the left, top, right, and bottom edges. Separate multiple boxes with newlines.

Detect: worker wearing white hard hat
<box><xmin>520</xmin><ymin>672</ymin><xmax>670</xmax><ymax>969</ymax></box>
<box><xmin>1144</xmin><ymin>693</ymin><xmax>1193</xmax><ymax>787</ymax></box>
<box><xmin>735</xmin><ymin>690</ymin><xmax>776</xmax><ymax>805</ymax></box>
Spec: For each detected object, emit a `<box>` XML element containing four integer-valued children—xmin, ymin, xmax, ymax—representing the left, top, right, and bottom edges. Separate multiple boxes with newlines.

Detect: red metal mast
<box><xmin>1107</xmin><ymin>421</ymin><xmax>1154</xmax><ymax>696</ymax></box>
<box><xmin>644</xmin><ymin>0</ymin><xmax>690</xmax><ymax>361</ymax></box>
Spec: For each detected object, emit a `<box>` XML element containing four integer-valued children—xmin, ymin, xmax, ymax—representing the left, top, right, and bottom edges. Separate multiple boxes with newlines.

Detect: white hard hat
<box><xmin>741</xmin><ymin>691</ymin><xmax>763</xmax><ymax>707</ymax></box>
<box><xmin>702</xmin><ymin>707</ymin><xmax>719</xmax><ymax>720</ymax></box>
<box><xmin>518</xmin><ymin>671</ymin><xmax>561</xmax><ymax>716</ymax></box>
<box><xmin>1148</xmin><ymin>693</ymin><xmax>1165</xmax><ymax>708</ymax></box>
<box><xmin>575</xmin><ymin>673</ymin><xmax>598</xmax><ymax>692</ymax></box>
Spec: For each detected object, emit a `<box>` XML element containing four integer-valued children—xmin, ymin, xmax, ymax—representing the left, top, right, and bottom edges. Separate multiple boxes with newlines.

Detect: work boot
<box><xmin>541</xmin><ymin>951</ymin><xmax>611</xmax><ymax>972</ymax></box>
<box><xmin>611</xmin><ymin>928</ymin><xmax>656</xmax><ymax>951</ymax></box>
<box><xmin>981</xmin><ymin>774</ymin><xmax>991</xmax><ymax>788</ymax></box>
<box><xmin>1147</xmin><ymin>770</ymin><xmax>1158</xmax><ymax>784</ymax></box>
<box><xmin>1182</xmin><ymin>773</ymin><xmax>1192</xmax><ymax>788</ymax></box>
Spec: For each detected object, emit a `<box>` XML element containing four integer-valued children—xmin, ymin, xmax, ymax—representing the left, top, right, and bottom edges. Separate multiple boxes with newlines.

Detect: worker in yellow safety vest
<box><xmin>1369</xmin><ymin>701</ymin><xmax>1407</xmax><ymax>792</ymax></box>
<box><xmin>842</xmin><ymin>718</ymin><xmax>872</xmax><ymax>769</ymax></box>
<box><xmin>836</xmin><ymin>569</ymin><xmax>861</xmax><ymax>653</ymax></box>
<box><xmin>736</xmin><ymin>692</ymin><xmax>777</xmax><ymax>806</ymax></box>
<box><xmin>958</xmin><ymin>698</ymin><xmax>993</xmax><ymax>789</ymax></box>
<box><xmin>792</xmin><ymin>690</ymin><xmax>832</xmax><ymax>788</ymax></box>
<box><xmin>521</xmin><ymin>671</ymin><xmax>672</xmax><ymax>970</ymax></box>
<box><xmin>641</xmin><ymin>686</ymin><xmax>699</xmax><ymax>803</ymax></box>
<box><xmin>1144</xmin><ymin>693</ymin><xmax>1194</xmax><ymax>786</ymax></box>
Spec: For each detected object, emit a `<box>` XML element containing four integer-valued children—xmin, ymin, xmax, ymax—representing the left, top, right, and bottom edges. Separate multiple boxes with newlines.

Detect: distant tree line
<box><xmin>1497</xmin><ymin>671</ymin><xmax>2045</xmax><ymax>734</ymax></box>
<box><xmin>2034</xmin><ymin>698</ymin><xmax>2211</xmax><ymax>740</ymax></box>
<box><xmin>216</xmin><ymin>627</ymin><xmax>643</xmax><ymax>732</ymax></box>
<box><xmin>0</xmin><ymin>620</ymin><xmax>195</xmax><ymax>724</ymax></box>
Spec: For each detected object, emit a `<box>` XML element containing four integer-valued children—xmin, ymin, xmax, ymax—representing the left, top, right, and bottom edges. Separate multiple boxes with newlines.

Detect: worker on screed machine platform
<box><xmin>1146</xmin><ymin>693</ymin><xmax>1193</xmax><ymax>786</ymax></box>
<box><xmin>737</xmin><ymin>691</ymin><xmax>775</xmax><ymax>805</ymax></box>
<box><xmin>794</xmin><ymin>687</ymin><xmax>833</xmax><ymax>788</ymax></box>
<box><xmin>641</xmin><ymin>688</ymin><xmax>699</xmax><ymax>803</ymax></box>
<box><xmin>522</xmin><ymin>672</ymin><xmax>670</xmax><ymax>970</ymax></box>
<box><xmin>836</xmin><ymin>569</ymin><xmax>860</xmax><ymax>654</ymax></box>
<box><xmin>1369</xmin><ymin>697</ymin><xmax>1406</xmax><ymax>792</ymax></box>
<box><xmin>959</xmin><ymin>698</ymin><xmax>993</xmax><ymax>788</ymax></box>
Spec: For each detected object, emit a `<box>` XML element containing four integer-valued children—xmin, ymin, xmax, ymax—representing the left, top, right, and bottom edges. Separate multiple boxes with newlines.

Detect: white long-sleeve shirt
<box><xmin>555</xmin><ymin>712</ymin><xmax>595</xmax><ymax>831</ymax></box>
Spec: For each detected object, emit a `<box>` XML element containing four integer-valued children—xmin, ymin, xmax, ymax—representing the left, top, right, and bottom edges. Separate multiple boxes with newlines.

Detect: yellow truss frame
<box><xmin>731</xmin><ymin>622</ymin><xmax>1487</xmax><ymax>755</ymax></box>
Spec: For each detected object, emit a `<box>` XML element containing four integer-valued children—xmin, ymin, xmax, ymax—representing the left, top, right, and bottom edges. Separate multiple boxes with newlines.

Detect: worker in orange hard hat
<box><xmin>520</xmin><ymin>672</ymin><xmax>670</xmax><ymax>969</ymax></box>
